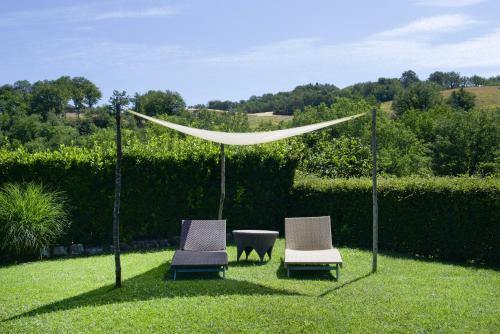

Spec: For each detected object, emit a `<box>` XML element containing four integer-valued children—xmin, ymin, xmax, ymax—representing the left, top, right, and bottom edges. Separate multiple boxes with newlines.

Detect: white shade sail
<box><xmin>127</xmin><ymin>110</ymin><xmax>365</xmax><ymax>146</ymax></box>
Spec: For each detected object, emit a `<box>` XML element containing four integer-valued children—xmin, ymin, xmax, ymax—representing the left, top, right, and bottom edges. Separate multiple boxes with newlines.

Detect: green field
<box><xmin>1</xmin><ymin>240</ymin><xmax>498</xmax><ymax>333</ymax></box>
<box><xmin>247</xmin><ymin>112</ymin><xmax>293</xmax><ymax>129</ymax></box>
<box><xmin>380</xmin><ymin>101</ymin><xmax>393</xmax><ymax>114</ymax></box>
<box><xmin>381</xmin><ymin>86</ymin><xmax>500</xmax><ymax>113</ymax></box>
<box><xmin>441</xmin><ymin>85</ymin><xmax>500</xmax><ymax>108</ymax></box>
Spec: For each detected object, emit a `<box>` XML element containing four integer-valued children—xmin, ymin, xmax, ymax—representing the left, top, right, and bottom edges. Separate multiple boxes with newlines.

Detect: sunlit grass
<box><xmin>0</xmin><ymin>240</ymin><xmax>498</xmax><ymax>333</ymax></box>
<box><xmin>441</xmin><ymin>86</ymin><xmax>500</xmax><ymax>109</ymax></box>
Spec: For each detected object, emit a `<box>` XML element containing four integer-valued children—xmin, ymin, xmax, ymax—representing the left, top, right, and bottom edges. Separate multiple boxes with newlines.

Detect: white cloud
<box><xmin>375</xmin><ymin>14</ymin><xmax>481</xmax><ymax>38</ymax></box>
<box><xmin>34</xmin><ymin>38</ymin><xmax>195</xmax><ymax>70</ymax></box>
<box><xmin>204</xmin><ymin>38</ymin><xmax>320</xmax><ymax>65</ymax></box>
<box><xmin>198</xmin><ymin>25</ymin><xmax>500</xmax><ymax>72</ymax></box>
<box><xmin>0</xmin><ymin>5</ymin><xmax>178</xmax><ymax>26</ymax></box>
<box><xmin>32</xmin><ymin>12</ymin><xmax>499</xmax><ymax>79</ymax></box>
<box><xmin>94</xmin><ymin>7</ymin><xmax>178</xmax><ymax>21</ymax></box>
<box><xmin>414</xmin><ymin>0</ymin><xmax>486</xmax><ymax>7</ymax></box>
<box><xmin>13</xmin><ymin>13</ymin><xmax>499</xmax><ymax>102</ymax></box>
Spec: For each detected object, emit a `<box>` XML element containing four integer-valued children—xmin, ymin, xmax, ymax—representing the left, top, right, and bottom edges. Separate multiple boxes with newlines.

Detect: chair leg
<box><xmin>287</xmin><ymin>268</ymin><xmax>290</xmax><ymax>278</ymax></box>
<box><xmin>336</xmin><ymin>264</ymin><xmax>339</xmax><ymax>281</ymax></box>
<box><xmin>222</xmin><ymin>267</ymin><xmax>225</xmax><ymax>278</ymax></box>
<box><xmin>173</xmin><ymin>270</ymin><xmax>177</xmax><ymax>281</ymax></box>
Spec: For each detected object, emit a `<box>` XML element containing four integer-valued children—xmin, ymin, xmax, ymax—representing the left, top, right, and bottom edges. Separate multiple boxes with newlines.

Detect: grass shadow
<box><xmin>318</xmin><ymin>272</ymin><xmax>372</xmax><ymax>297</ymax></box>
<box><xmin>4</xmin><ymin>261</ymin><xmax>302</xmax><ymax>322</ymax></box>
<box><xmin>336</xmin><ymin>245</ymin><xmax>500</xmax><ymax>271</ymax></box>
<box><xmin>375</xmin><ymin>249</ymin><xmax>500</xmax><ymax>271</ymax></box>
<box><xmin>275</xmin><ymin>259</ymin><xmax>335</xmax><ymax>280</ymax></box>
<box><xmin>228</xmin><ymin>259</ymin><xmax>272</xmax><ymax>267</ymax></box>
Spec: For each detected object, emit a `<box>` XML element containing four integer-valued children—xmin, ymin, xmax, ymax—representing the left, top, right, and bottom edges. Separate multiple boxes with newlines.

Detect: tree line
<box><xmin>0</xmin><ymin>77</ymin><xmax>188</xmax><ymax>151</ymax></box>
<box><xmin>0</xmin><ymin>71</ymin><xmax>498</xmax><ymax>178</ymax></box>
<box><xmin>204</xmin><ymin>71</ymin><xmax>500</xmax><ymax>114</ymax></box>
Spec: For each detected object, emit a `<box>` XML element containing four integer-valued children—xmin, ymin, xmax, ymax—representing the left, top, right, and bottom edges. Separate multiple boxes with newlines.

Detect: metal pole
<box><xmin>371</xmin><ymin>107</ymin><xmax>378</xmax><ymax>273</ymax></box>
<box><xmin>218</xmin><ymin>143</ymin><xmax>225</xmax><ymax>220</ymax></box>
<box><xmin>113</xmin><ymin>101</ymin><xmax>122</xmax><ymax>288</ymax></box>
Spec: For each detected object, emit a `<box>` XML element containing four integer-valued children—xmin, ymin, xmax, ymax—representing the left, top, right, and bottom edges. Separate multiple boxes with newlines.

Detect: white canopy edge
<box><xmin>127</xmin><ymin>110</ymin><xmax>366</xmax><ymax>145</ymax></box>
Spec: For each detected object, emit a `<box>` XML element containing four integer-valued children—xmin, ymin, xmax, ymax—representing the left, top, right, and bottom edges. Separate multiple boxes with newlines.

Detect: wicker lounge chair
<box><xmin>171</xmin><ymin>219</ymin><xmax>228</xmax><ymax>280</ymax></box>
<box><xmin>284</xmin><ymin>216</ymin><xmax>342</xmax><ymax>279</ymax></box>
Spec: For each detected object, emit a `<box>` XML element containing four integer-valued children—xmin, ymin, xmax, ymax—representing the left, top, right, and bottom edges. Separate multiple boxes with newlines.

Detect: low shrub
<box><xmin>0</xmin><ymin>137</ymin><xmax>300</xmax><ymax>246</ymax></box>
<box><xmin>1</xmin><ymin>139</ymin><xmax>498</xmax><ymax>265</ymax></box>
<box><xmin>289</xmin><ymin>173</ymin><xmax>500</xmax><ymax>264</ymax></box>
<box><xmin>0</xmin><ymin>183</ymin><xmax>68</xmax><ymax>261</ymax></box>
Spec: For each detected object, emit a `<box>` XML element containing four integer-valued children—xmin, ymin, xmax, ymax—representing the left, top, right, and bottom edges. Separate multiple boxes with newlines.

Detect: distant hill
<box><xmin>441</xmin><ymin>86</ymin><xmax>500</xmax><ymax>109</ymax></box>
<box><xmin>207</xmin><ymin>83</ymin><xmax>340</xmax><ymax>115</ymax></box>
<box><xmin>380</xmin><ymin>86</ymin><xmax>500</xmax><ymax>113</ymax></box>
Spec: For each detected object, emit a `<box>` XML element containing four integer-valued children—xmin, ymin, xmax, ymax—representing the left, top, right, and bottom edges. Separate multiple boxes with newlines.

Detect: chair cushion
<box><xmin>171</xmin><ymin>250</ymin><xmax>228</xmax><ymax>267</ymax></box>
<box><xmin>285</xmin><ymin>248</ymin><xmax>342</xmax><ymax>265</ymax></box>
<box><xmin>180</xmin><ymin>220</ymin><xmax>226</xmax><ymax>251</ymax></box>
<box><xmin>285</xmin><ymin>216</ymin><xmax>333</xmax><ymax>250</ymax></box>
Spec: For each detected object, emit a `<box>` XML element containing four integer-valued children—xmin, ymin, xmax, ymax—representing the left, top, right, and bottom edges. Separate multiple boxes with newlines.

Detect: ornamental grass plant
<box><xmin>0</xmin><ymin>183</ymin><xmax>68</xmax><ymax>261</ymax></box>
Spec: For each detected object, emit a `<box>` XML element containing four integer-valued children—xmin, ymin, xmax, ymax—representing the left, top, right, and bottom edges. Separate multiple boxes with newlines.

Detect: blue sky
<box><xmin>1</xmin><ymin>0</ymin><xmax>499</xmax><ymax>105</ymax></box>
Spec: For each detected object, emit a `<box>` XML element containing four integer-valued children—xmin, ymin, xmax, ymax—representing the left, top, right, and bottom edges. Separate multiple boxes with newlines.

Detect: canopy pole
<box><xmin>112</xmin><ymin>97</ymin><xmax>123</xmax><ymax>288</ymax></box>
<box><xmin>218</xmin><ymin>143</ymin><xmax>225</xmax><ymax>220</ymax></box>
<box><xmin>371</xmin><ymin>107</ymin><xmax>378</xmax><ymax>273</ymax></box>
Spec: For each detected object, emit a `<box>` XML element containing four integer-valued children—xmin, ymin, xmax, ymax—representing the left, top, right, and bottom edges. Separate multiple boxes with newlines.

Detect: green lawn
<box><xmin>0</xmin><ymin>240</ymin><xmax>498</xmax><ymax>333</ymax></box>
<box><xmin>248</xmin><ymin>113</ymin><xmax>293</xmax><ymax>129</ymax></box>
<box><xmin>441</xmin><ymin>86</ymin><xmax>500</xmax><ymax>109</ymax></box>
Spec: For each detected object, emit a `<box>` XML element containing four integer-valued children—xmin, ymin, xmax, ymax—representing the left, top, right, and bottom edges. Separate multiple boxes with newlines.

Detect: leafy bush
<box><xmin>293</xmin><ymin>102</ymin><xmax>433</xmax><ymax>177</ymax></box>
<box><xmin>289</xmin><ymin>173</ymin><xmax>500</xmax><ymax>264</ymax></box>
<box><xmin>0</xmin><ymin>183</ymin><xmax>68</xmax><ymax>261</ymax></box>
<box><xmin>0</xmin><ymin>137</ymin><xmax>300</xmax><ymax>246</ymax></box>
<box><xmin>372</xmin><ymin>117</ymin><xmax>432</xmax><ymax>176</ymax></box>
<box><xmin>447</xmin><ymin>87</ymin><xmax>476</xmax><ymax>111</ymax></box>
<box><xmin>300</xmin><ymin>136</ymin><xmax>370</xmax><ymax>178</ymax></box>
<box><xmin>431</xmin><ymin>108</ymin><xmax>499</xmax><ymax>176</ymax></box>
<box><xmin>1</xmin><ymin>136</ymin><xmax>498</xmax><ymax>265</ymax></box>
<box><xmin>392</xmin><ymin>81</ymin><xmax>443</xmax><ymax>115</ymax></box>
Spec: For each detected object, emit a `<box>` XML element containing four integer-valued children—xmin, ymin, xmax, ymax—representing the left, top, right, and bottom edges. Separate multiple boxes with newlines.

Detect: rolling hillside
<box><xmin>380</xmin><ymin>85</ymin><xmax>500</xmax><ymax>113</ymax></box>
<box><xmin>441</xmin><ymin>85</ymin><xmax>500</xmax><ymax>108</ymax></box>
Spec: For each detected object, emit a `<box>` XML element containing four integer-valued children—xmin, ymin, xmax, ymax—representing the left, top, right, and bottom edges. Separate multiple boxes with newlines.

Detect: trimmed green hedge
<box><xmin>1</xmin><ymin>141</ymin><xmax>498</xmax><ymax>265</ymax></box>
<box><xmin>289</xmin><ymin>173</ymin><xmax>500</xmax><ymax>264</ymax></box>
<box><xmin>0</xmin><ymin>138</ymin><xmax>299</xmax><ymax>245</ymax></box>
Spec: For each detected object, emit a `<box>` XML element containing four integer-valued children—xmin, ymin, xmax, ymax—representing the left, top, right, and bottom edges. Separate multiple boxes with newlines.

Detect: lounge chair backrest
<box><xmin>285</xmin><ymin>216</ymin><xmax>333</xmax><ymax>250</ymax></box>
<box><xmin>180</xmin><ymin>220</ymin><xmax>226</xmax><ymax>251</ymax></box>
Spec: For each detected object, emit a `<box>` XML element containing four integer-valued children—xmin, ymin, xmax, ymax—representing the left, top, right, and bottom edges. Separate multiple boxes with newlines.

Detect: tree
<box><xmin>400</xmin><ymin>70</ymin><xmax>420</xmax><ymax>88</ymax></box>
<box><xmin>373</xmin><ymin>78</ymin><xmax>403</xmax><ymax>102</ymax></box>
<box><xmin>300</xmin><ymin>136</ymin><xmax>371</xmax><ymax>178</ymax></box>
<box><xmin>447</xmin><ymin>88</ymin><xmax>476</xmax><ymax>111</ymax></box>
<box><xmin>31</xmin><ymin>80</ymin><xmax>69</xmax><ymax>119</ymax></box>
<box><xmin>55</xmin><ymin>76</ymin><xmax>73</xmax><ymax>117</ymax></box>
<box><xmin>207</xmin><ymin>100</ymin><xmax>236</xmax><ymax>111</ymax></box>
<box><xmin>427</xmin><ymin>71</ymin><xmax>465</xmax><ymax>89</ymax></box>
<box><xmin>469</xmin><ymin>75</ymin><xmax>486</xmax><ymax>87</ymax></box>
<box><xmin>431</xmin><ymin>108</ymin><xmax>499</xmax><ymax>175</ymax></box>
<box><xmin>393</xmin><ymin>82</ymin><xmax>443</xmax><ymax>115</ymax></box>
<box><xmin>70</xmin><ymin>77</ymin><xmax>86</xmax><ymax>118</ymax></box>
<box><xmin>109</xmin><ymin>90</ymin><xmax>129</xmax><ymax>288</ymax></box>
<box><xmin>13</xmin><ymin>80</ymin><xmax>32</xmax><ymax>94</ymax></box>
<box><xmin>131</xmin><ymin>92</ymin><xmax>141</xmax><ymax>112</ymax></box>
<box><xmin>0</xmin><ymin>85</ymin><xmax>30</xmax><ymax>117</ymax></box>
<box><xmin>428</xmin><ymin>71</ymin><xmax>446</xmax><ymax>87</ymax></box>
<box><xmin>135</xmin><ymin>90</ymin><xmax>185</xmax><ymax>116</ymax></box>
<box><xmin>486</xmin><ymin>75</ymin><xmax>500</xmax><ymax>85</ymax></box>
<box><xmin>234</xmin><ymin>83</ymin><xmax>340</xmax><ymax>115</ymax></box>
<box><xmin>82</xmin><ymin>80</ymin><xmax>102</xmax><ymax>109</ymax></box>
<box><xmin>374</xmin><ymin>116</ymin><xmax>432</xmax><ymax>176</ymax></box>
<box><xmin>444</xmin><ymin>71</ymin><xmax>462</xmax><ymax>89</ymax></box>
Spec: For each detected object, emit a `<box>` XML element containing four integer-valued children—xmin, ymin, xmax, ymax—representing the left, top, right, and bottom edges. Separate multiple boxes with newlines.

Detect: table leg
<box><xmin>236</xmin><ymin>246</ymin><xmax>243</xmax><ymax>262</ymax></box>
<box><xmin>244</xmin><ymin>247</ymin><xmax>253</xmax><ymax>260</ymax></box>
<box><xmin>266</xmin><ymin>247</ymin><xmax>273</xmax><ymax>260</ymax></box>
<box><xmin>256</xmin><ymin>248</ymin><xmax>268</xmax><ymax>263</ymax></box>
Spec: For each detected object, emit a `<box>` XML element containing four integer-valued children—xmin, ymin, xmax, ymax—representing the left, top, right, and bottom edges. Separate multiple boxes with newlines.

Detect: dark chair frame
<box><xmin>171</xmin><ymin>219</ymin><xmax>228</xmax><ymax>280</ymax></box>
